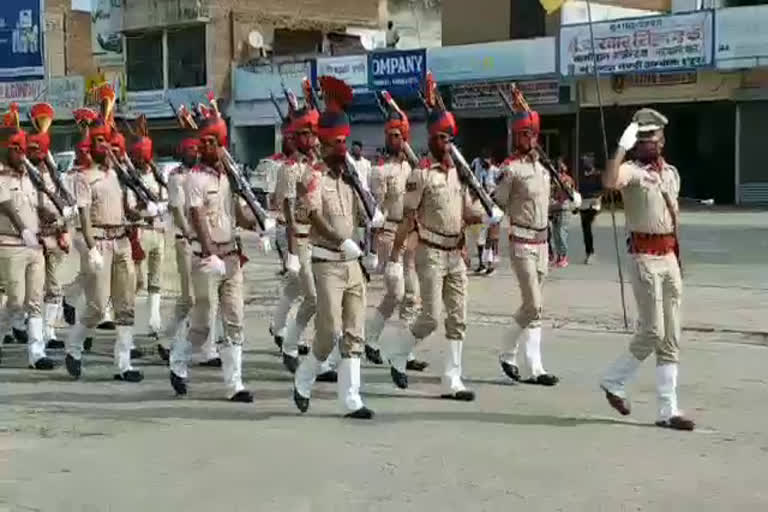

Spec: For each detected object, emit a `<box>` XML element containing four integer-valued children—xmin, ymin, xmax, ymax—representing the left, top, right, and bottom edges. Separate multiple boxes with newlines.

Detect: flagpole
<box><xmin>584</xmin><ymin>0</ymin><xmax>629</xmax><ymax>329</ymax></box>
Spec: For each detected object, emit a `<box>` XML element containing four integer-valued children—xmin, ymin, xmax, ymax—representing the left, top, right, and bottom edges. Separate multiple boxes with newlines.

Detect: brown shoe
<box><xmin>656</xmin><ymin>416</ymin><xmax>695</xmax><ymax>431</ymax></box>
<box><xmin>601</xmin><ymin>386</ymin><xmax>631</xmax><ymax>416</ymax></box>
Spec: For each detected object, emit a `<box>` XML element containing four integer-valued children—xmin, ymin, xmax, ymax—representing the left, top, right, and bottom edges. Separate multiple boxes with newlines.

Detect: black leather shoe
<box><xmin>282</xmin><ymin>353</ymin><xmax>299</xmax><ymax>374</ymax></box>
<box><xmin>157</xmin><ymin>344</ymin><xmax>170</xmax><ymax>362</ymax></box>
<box><xmin>65</xmin><ymin>354</ymin><xmax>82</xmax><ymax>379</ymax></box>
<box><xmin>170</xmin><ymin>371</ymin><xmax>187</xmax><ymax>396</ymax></box>
<box><xmin>31</xmin><ymin>357</ymin><xmax>56</xmax><ymax>370</ymax></box>
<box><xmin>229</xmin><ymin>390</ymin><xmax>254</xmax><ymax>403</ymax></box>
<box><xmin>98</xmin><ymin>321</ymin><xmax>116</xmax><ymax>331</ymax></box>
<box><xmin>63</xmin><ymin>300</ymin><xmax>76</xmax><ymax>325</ymax></box>
<box><xmin>13</xmin><ymin>328</ymin><xmax>28</xmax><ymax>344</ymax></box>
<box><xmin>500</xmin><ymin>361</ymin><xmax>521</xmax><ymax>382</ymax></box>
<box><xmin>273</xmin><ymin>336</ymin><xmax>284</xmax><ymax>349</ymax></box>
<box><xmin>46</xmin><ymin>339</ymin><xmax>65</xmax><ymax>350</ymax></box>
<box><xmin>114</xmin><ymin>370</ymin><xmax>144</xmax><ymax>383</ymax></box>
<box><xmin>345</xmin><ymin>406</ymin><xmax>375</xmax><ymax>420</ymax></box>
<box><xmin>130</xmin><ymin>348</ymin><xmax>144</xmax><ymax>359</ymax></box>
<box><xmin>198</xmin><ymin>357</ymin><xmax>222</xmax><ymax>368</ymax></box>
<box><xmin>440</xmin><ymin>390</ymin><xmax>476</xmax><ymax>401</ymax></box>
<box><xmin>390</xmin><ymin>366</ymin><xmax>408</xmax><ymax>389</ymax></box>
<box><xmin>3</xmin><ymin>334</ymin><xmax>14</xmax><ymax>345</ymax></box>
<box><xmin>83</xmin><ymin>337</ymin><xmax>93</xmax><ymax>352</ymax></box>
<box><xmin>365</xmin><ymin>344</ymin><xmax>383</xmax><ymax>365</ymax></box>
<box><xmin>522</xmin><ymin>374</ymin><xmax>559</xmax><ymax>387</ymax></box>
<box><xmin>316</xmin><ymin>369</ymin><xmax>337</xmax><ymax>383</ymax></box>
<box><xmin>293</xmin><ymin>388</ymin><xmax>309</xmax><ymax>413</ymax></box>
<box><xmin>406</xmin><ymin>359</ymin><xmax>428</xmax><ymax>372</ymax></box>
<box><xmin>298</xmin><ymin>344</ymin><xmax>310</xmax><ymax>356</ymax></box>
<box><xmin>655</xmin><ymin>416</ymin><xmax>695</xmax><ymax>431</ymax></box>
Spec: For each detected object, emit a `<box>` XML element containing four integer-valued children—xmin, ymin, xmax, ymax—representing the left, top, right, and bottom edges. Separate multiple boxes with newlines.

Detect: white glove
<box><xmin>370</xmin><ymin>208</ymin><xmax>386</xmax><ymax>229</ymax></box>
<box><xmin>258</xmin><ymin>236</ymin><xmax>272</xmax><ymax>253</ymax></box>
<box><xmin>21</xmin><ymin>228</ymin><xmax>40</xmax><ymax>248</ymax></box>
<box><xmin>88</xmin><ymin>246</ymin><xmax>104</xmax><ymax>270</ymax></box>
<box><xmin>262</xmin><ymin>217</ymin><xmax>277</xmax><ymax>235</ymax></box>
<box><xmin>362</xmin><ymin>253</ymin><xmax>378</xmax><ymax>272</ymax></box>
<box><xmin>285</xmin><ymin>253</ymin><xmax>301</xmax><ymax>274</ymax></box>
<box><xmin>569</xmin><ymin>191</ymin><xmax>583</xmax><ymax>210</ymax></box>
<box><xmin>619</xmin><ymin>122</ymin><xmax>639</xmax><ymax>151</ymax></box>
<box><xmin>62</xmin><ymin>205</ymin><xmax>76</xmax><ymax>220</ymax></box>
<box><xmin>384</xmin><ymin>261</ymin><xmax>405</xmax><ymax>295</ymax></box>
<box><xmin>156</xmin><ymin>202</ymin><xmax>168</xmax><ymax>215</ymax></box>
<box><xmin>200</xmin><ymin>254</ymin><xmax>226</xmax><ymax>276</ymax></box>
<box><xmin>340</xmin><ymin>238</ymin><xmax>363</xmax><ymax>260</ymax></box>
<box><xmin>142</xmin><ymin>202</ymin><xmax>159</xmax><ymax>217</ymax></box>
<box><xmin>483</xmin><ymin>205</ymin><xmax>504</xmax><ymax>226</ymax></box>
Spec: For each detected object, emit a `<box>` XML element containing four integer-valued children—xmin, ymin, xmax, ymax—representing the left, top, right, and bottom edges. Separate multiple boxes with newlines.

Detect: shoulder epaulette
<box><xmin>418</xmin><ymin>158</ymin><xmax>431</xmax><ymax>169</ymax></box>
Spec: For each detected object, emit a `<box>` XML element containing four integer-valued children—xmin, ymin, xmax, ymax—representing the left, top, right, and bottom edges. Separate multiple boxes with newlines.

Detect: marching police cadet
<box><xmin>384</xmin><ymin>75</ymin><xmax>497</xmax><ymax>400</ymax></box>
<box><xmin>26</xmin><ymin>102</ymin><xmax>72</xmax><ymax>350</ymax></box>
<box><xmin>600</xmin><ymin>109</ymin><xmax>694</xmax><ymax>431</ymax></box>
<box><xmin>168</xmin><ymin>96</ymin><xmax>257</xmax><ymax>403</ymax></box>
<box><xmin>64</xmin><ymin>84</ymin><xmax>144</xmax><ymax>382</ymax></box>
<box><xmin>166</xmin><ymin>107</ymin><xmax>221</xmax><ymax>367</ymax></box>
<box><xmin>364</xmin><ymin>96</ymin><xmax>425</xmax><ymax>370</ymax></box>
<box><xmin>292</xmin><ymin>76</ymin><xmax>382</xmax><ymax>419</ymax></box>
<box><xmin>494</xmin><ymin>109</ymin><xmax>562</xmax><ymax>387</ymax></box>
<box><xmin>128</xmin><ymin>116</ymin><xmax>167</xmax><ymax>343</ymax></box>
<box><xmin>271</xmin><ymin>81</ymin><xmax>338</xmax><ymax>378</ymax></box>
<box><xmin>0</xmin><ymin>104</ymin><xmax>56</xmax><ymax>369</ymax></box>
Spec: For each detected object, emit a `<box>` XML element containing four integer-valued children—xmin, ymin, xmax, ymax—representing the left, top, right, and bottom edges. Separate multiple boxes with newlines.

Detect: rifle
<box><xmin>107</xmin><ymin>148</ymin><xmax>158</xmax><ymax>205</ymax></box>
<box><xmin>342</xmin><ymin>153</ymin><xmax>377</xmax><ymax>281</ymax></box>
<box><xmin>220</xmin><ymin>146</ymin><xmax>270</xmax><ymax>232</ymax></box>
<box><xmin>376</xmin><ymin>90</ymin><xmax>420</xmax><ymax>168</ymax></box>
<box><xmin>44</xmin><ymin>150</ymin><xmax>76</xmax><ymax>206</ymax></box>
<box><xmin>496</xmin><ymin>85</ymin><xmax>574</xmax><ymax>201</ymax></box>
<box><xmin>21</xmin><ymin>155</ymin><xmax>74</xmax><ymax>220</ymax></box>
<box><xmin>416</xmin><ymin>90</ymin><xmax>497</xmax><ymax>217</ymax></box>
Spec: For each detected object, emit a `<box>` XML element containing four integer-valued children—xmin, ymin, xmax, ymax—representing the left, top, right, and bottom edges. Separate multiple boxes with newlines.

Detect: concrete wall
<box><xmin>44</xmin><ymin>0</ymin><xmax>96</xmax><ymax>78</ymax></box>
<box><xmin>442</xmin><ymin>0</ymin><xmax>510</xmax><ymax>46</ymax></box>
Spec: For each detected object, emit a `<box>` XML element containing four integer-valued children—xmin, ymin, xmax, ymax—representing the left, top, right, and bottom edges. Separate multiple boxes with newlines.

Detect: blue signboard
<box><xmin>368</xmin><ymin>49</ymin><xmax>426</xmax><ymax>94</ymax></box>
<box><xmin>0</xmin><ymin>0</ymin><xmax>44</xmax><ymax>81</ymax></box>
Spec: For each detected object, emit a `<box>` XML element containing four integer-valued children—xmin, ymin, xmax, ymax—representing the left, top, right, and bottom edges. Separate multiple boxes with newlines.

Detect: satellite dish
<box><xmin>248</xmin><ymin>31</ymin><xmax>264</xmax><ymax>49</ymax></box>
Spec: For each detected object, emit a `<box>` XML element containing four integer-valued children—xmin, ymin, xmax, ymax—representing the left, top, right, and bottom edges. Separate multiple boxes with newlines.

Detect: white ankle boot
<box><xmin>27</xmin><ymin>317</ymin><xmax>46</xmax><ymax>366</ymax></box>
<box><xmin>442</xmin><ymin>339</ymin><xmax>469</xmax><ymax>395</ymax></box>
<box><xmin>337</xmin><ymin>357</ymin><xmax>365</xmax><ymax>413</ymax></box>
<box><xmin>656</xmin><ymin>363</ymin><xmax>680</xmax><ymax>422</ymax></box>
<box><xmin>600</xmin><ymin>352</ymin><xmax>642</xmax><ymax>399</ymax></box>
<box><xmin>220</xmin><ymin>344</ymin><xmax>246</xmax><ymax>398</ymax></box>
<box><xmin>114</xmin><ymin>326</ymin><xmax>135</xmax><ymax>374</ymax></box>
<box><xmin>295</xmin><ymin>353</ymin><xmax>322</xmax><ymax>399</ymax></box>
<box><xmin>148</xmin><ymin>293</ymin><xmax>162</xmax><ymax>334</ymax></box>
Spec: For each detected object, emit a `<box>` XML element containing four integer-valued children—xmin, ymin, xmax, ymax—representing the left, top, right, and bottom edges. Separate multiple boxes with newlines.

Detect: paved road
<box><xmin>1</xmin><ymin>210</ymin><xmax>766</xmax><ymax>511</ymax></box>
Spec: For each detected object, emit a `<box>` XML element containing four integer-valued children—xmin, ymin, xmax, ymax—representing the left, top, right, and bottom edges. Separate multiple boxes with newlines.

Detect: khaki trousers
<box><xmin>44</xmin><ymin>245</ymin><xmax>66</xmax><ymax>303</ymax></box>
<box><xmin>376</xmin><ymin>230</ymin><xmax>420</xmax><ymax>323</ymax></box>
<box><xmin>279</xmin><ymin>240</ymin><xmax>316</xmax><ymax>330</ymax></box>
<box><xmin>136</xmin><ymin>228</ymin><xmax>165</xmax><ymax>293</ymax></box>
<box><xmin>510</xmin><ymin>242</ymin><xmax>548</xmax><ymax>329</ymax></box>
<box><xmin>410</xmin><ymin>244</ymin><xmax>467</xmax><ymax>341</ymax></box>
<box><xmin>312</xmin><ymin>260</ymin><xmax>365</xmax><ymax>360</ymax></box>
<box><xmin>189</xmin><ymin>253</ymin><xmax>244</xmax><ymax>348</ymax></box>
<box><xmin>628</xmin><ymin>253</ymin><xmax>682</xmax><ymax>365</ymax></box>
<box><xmin>81</xmin><ymin>237</ymin><xmax>136</xmax><ymax>327</ymax></box>
<box><xmin>173</xmin><ymin>237</ymin><xmax>194</xmax><ymax>322</ymax></box>
<box><xmin>0</xmin><ymin>246</ymin><xmax>44</xmax><ymax>322</ymax></box>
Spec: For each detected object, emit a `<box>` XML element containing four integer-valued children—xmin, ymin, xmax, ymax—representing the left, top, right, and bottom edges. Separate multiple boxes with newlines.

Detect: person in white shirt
<box><xmin>350</xmin><ymin>141</ymin><xmax>371</xmax><ymax>190</ymax></box>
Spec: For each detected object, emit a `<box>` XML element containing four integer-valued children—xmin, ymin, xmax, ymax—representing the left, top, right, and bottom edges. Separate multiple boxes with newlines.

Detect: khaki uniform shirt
<box><xmin>303</xmin><ymin>163</ymin><xmax>365</xmax><ymax>251</ymax></box>
<box><xmin>495</xmin><ymin>154</ymin><xmax>551</xmax><ymax>236</ymax></box>
<box><xmin>404</xmin><ymin>161</ymin><xmax>481</xmax><ymax>238</ymax></box>
<box><xmin>371</xmin><ymin>157</ymin><xmax>411</xmax><ymax>224</ymax></box>
<box><xmin>273</xmin><ymin>154</ymin><xmax>312</xmax><ymax>225</ymax></box>
<box><xmin>137</xmin><ymin>167</ymin><xmax>165</xmax><ymax>227</ymax></box>
<box><xmin>185</xmin><ymin>164</ymin><xmax>235</xmax><ymax>245</ymax></box>
<box><xmin>0</xmin><ymin>167</ymin><xmax>39</xmax><ymax>244</ymax></box>
<box><xmin>168</xmin><ymin>164</ymin><xmax>191</xmax><ymax>234</ymax></box>
<box><xmin>616</xmin><ymin>159</ymin><xmax>680</xmax><ymax>235</ymax></box>
<box><xmin>74</xmin><ymin>166</ymin><xmax>126</xmax><ymax>227</ymax></box>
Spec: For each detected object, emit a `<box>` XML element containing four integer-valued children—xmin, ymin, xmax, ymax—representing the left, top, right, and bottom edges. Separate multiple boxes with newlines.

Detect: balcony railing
<box><xmin>123</xmin><ymin>0</ymin><xmax>210</xmax><ymax>32</ymax></box>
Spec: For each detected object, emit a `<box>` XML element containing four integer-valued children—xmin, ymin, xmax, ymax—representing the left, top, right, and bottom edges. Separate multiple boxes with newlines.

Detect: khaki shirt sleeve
<box><xmin>0</xmin><ymin>177</ymin><xmax>11</xmax><ymax>204</ymax></box>
<box><xmin>74</xmin><ymin>173</ymin><xmax>92</xmax><ymax>209</ymax></box>
<box><xmin>403</xmin><ymin>166</ymin><xmax>425</xmax><ymax>212</ymax></box>
<box><xmin>167</xmin><ymin>171</ymin><xmax>185</xmax><ymax>208</ymax></box>
<box><xmin>186</xmin><ymin>173</ymin><xmax>207</xmax><ymax>208</ymax></box>
<box><xmin>301</xmin><ymin>167</ymin><xmax>322</xmax><ymax>215</ymax></box>
<box><xmin>492</xmin><ymin>165</ymin><xmax>514</xmax><ymax>209</ymax></box>
<box><xmin>614</xmin><ymin>162</ymin><xmax>644</xmax><ymax>190</ymax></box>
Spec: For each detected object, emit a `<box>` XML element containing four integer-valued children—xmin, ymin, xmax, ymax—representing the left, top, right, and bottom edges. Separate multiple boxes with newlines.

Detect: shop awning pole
<box><xmin>585</xmin><ymin>0</ymin><xmax>629</xmax><ymax>330</ymax></box>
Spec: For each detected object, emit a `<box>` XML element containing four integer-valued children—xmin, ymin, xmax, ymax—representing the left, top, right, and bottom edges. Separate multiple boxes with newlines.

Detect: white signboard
<box><xmin>91</xmin><ymin>0</ymin><xmax>123</xmax><ymax>67</ymax></box>
<box><xmin>315</xmin><ymin>55</ymin><xmax>368</xmax><ymax>89</ymax></box>
<box><xmin>0</xmin><ymin>76</ymin><xmax>85</xmax><ymax>120</ymax></box>
<box><xmin>451</xmin><ymin>80</ymin><xmax>560</xmax><ymax>110</ymax></box>
<box><xmin>560</xmin><ymin>11</ymin><xmax>713</xmax><ymax>76</ymax></box>
<box><xmin>715</xmin><ymin>5</ymin><xmax>768</xmax><ymax>70</ymax></box>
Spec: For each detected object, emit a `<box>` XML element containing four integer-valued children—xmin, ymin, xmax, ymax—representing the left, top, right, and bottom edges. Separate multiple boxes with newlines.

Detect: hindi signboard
<box><xmin>314</xmin><ymin>55</ymin><xmax>368</xmax><ymax>91</ymax></box>
<box><xmin>559</xmin><ymin>11</ymin><xmax>713</xmax><ymax>76</ymax></box>
<box><xmin>451</xmin><ymin>80</ymin><xmax>560</xmax><ymax>111</ymax></box>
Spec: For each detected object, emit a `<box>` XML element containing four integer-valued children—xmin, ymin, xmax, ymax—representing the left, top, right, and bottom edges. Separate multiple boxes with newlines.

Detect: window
<box><xmin>126</xmin><ymin>31</ymin><xmax>163</xmax><ymax>91</ymax></box>
<box><xmin>168</xmin><ymin>25</ymin><xmax>207</xmax><ymax>88</ymax></box>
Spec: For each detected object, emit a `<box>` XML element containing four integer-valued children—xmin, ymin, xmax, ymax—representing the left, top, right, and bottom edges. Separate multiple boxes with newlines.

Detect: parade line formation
<box><xmin>0</xmin><ymin>71</ymin><xmax>693</xmax><ymax>431</ymax></box>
